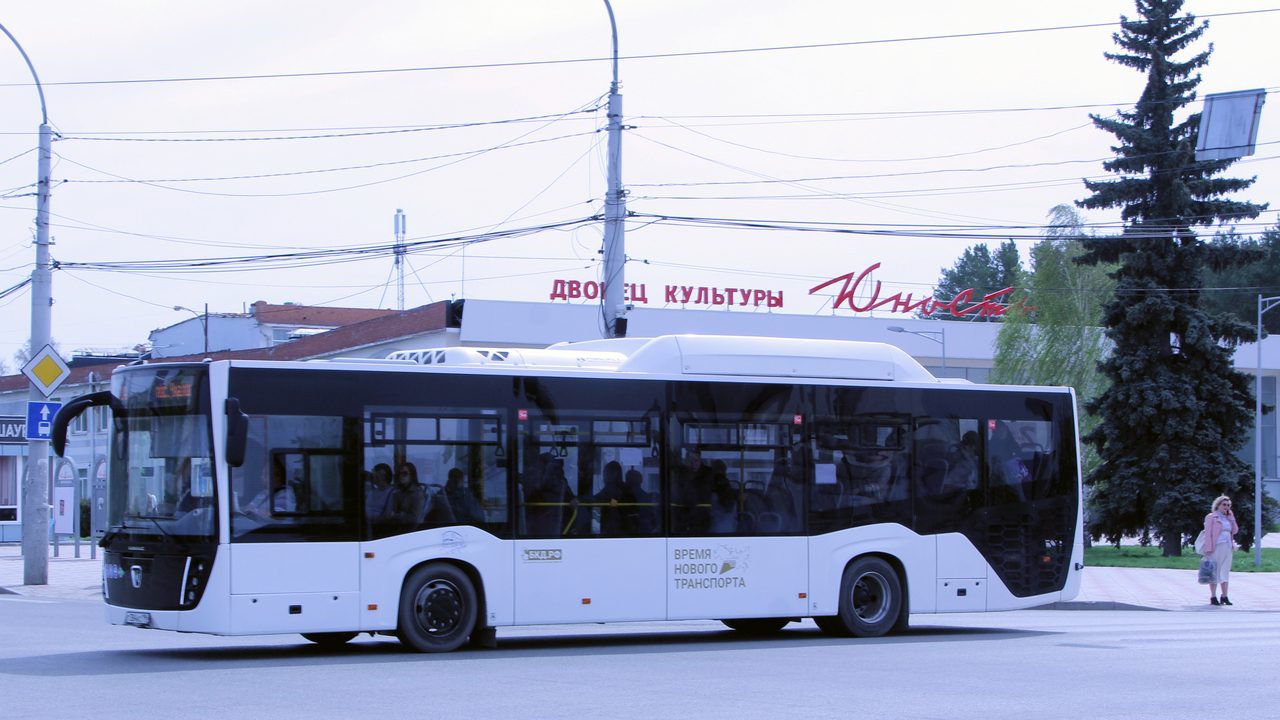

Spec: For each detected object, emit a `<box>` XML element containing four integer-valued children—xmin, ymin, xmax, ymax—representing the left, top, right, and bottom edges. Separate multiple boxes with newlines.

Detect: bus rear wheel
<box><xmin>721</xmin><ymin>618</ymin><xmax>791</xmax><ymax>634</ymax></box>
<box><xmin>397</xmin><ymin>563</ymin><xmax>478</xmax><ymax>653</ymax></box>
<box><xmin>828</xmin><ymin>556</ymin><xmax>902</xmax><ymax>638</ymax></box>
<box><xmin>301</xmin><ymin>632</ymin><xmax>358</xmax><ymax>647</ymax></box>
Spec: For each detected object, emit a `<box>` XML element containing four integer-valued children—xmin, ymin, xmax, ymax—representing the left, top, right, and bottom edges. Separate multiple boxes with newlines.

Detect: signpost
<box><xmin>21</xmin><ymin>344</ymin><xmax>70</xmax><ymax>397</ymax></box>
<box><xmin>24</xmin><ymin>401</ymin><xmax>61</xmax><ymax>441</ymax></box>
<box><xmin>19</xmin><ymin>344</ymin><xmax>68</xmax><ymax>584</ymax></box>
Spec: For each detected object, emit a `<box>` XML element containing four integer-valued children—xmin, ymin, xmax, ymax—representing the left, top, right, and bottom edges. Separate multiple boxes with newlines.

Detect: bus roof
<box><xmin>370</xmin><ymin>334</ymin><xmax>939</xmax><ymax>383</ymax></box>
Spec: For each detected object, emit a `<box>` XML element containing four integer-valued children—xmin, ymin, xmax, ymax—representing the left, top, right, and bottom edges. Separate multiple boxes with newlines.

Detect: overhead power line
<box><xmin>3</xmin><ymin>9</ymin><xmax>1274</xmax><ymax>88</ymax></box>
<box><xmin>55</xmin><ymin>216</ymin><xmax>601</xmax><ymax>274</ymax></box>
<box><xmin>58</xmin><ymin>107</ymin><xmax>602</xmax><ymax>142</ymax></box>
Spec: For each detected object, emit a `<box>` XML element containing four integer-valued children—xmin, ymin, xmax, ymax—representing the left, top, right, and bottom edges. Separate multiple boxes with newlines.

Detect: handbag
<box><xmin>1197</xmin><ymin>557</ymin><xmax>1216</xmax><ymax>585</ymax></box>
<box><xmin>1194</xmin><ymin>529</ymin><xmax>1208</xmax><ymax>555</ymax></box>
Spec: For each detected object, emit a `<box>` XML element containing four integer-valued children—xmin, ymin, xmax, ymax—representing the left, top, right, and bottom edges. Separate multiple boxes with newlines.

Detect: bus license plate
<box><xmin>124</xmin><ymin>612</ymin><xmax>152</xmax><ymax>627</ymax></box>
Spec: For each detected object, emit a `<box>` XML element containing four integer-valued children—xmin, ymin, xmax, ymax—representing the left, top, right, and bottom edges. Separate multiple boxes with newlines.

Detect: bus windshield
<box><xmin>106</xmin><ymin>366</ymin><xmax>217</xmax><ymax>544</ymax></box>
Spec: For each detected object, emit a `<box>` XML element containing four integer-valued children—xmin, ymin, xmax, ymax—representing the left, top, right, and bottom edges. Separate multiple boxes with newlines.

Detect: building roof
<box><xmin>248</xmin><ymin>301</ymin><xmax>398</xmax><ymax>328</ymax></box>
<box><xmin>0</xmin><ymin>301</ymin><xmax>453</xmax><ymax>393</ymax></box>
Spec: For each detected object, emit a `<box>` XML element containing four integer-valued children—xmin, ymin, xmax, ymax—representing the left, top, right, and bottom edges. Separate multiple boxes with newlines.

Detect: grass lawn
<box><xmin>1084</xmin><ymin>545</ymin><xmax>1280</xmax><ymax>572</ymax></box>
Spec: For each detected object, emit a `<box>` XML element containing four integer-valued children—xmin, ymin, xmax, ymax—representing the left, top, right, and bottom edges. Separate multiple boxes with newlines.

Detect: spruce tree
<box><xmin>929</xmin><ymin>239</ymin><xmax>1025</xmax><ymax>322</ymax></box>
<box><xmin>1076</xmin><ymin>0</ymin><xmax>1267</xmax><ymax>553</ymax></box>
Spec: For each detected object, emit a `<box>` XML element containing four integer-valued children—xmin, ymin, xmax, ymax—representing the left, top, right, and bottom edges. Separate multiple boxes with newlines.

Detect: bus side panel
<box><xmin>807</xmin><ymin>524</ymin><xmax>936</xmax><ymax>617</ymax></box>
<box><xmin>935</xmin><ymin>532</ymin><xmax>989</xmax><ymax>612</ymax></box>
<box><xmin>228</xmin><ymin>542</ymin><xmax>360</xmax><ymax>634</ymax></box>
<box><xmin>514</xmin><ymin>538</ymin><xmax>665</xmax><ymax>624</ymax></box>
<box><xmin>666</xmin><ymin>537</ymin><xmax>807</xmax><ymax>621</ymax></box>
<box><xmin>360</xmin><ymin>527</ymin><xmax>516</xmax><ymax>632</ymax></box>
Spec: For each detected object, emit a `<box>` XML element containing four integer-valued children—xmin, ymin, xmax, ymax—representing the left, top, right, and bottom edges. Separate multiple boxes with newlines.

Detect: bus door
<box><xmin>666</xmin><ymin>418</ymin><xmax>808</xmax><ymax>621</ymax></box>
<box><xmin>513</xmin><ymin>411</ymin><xmax>666</xmax><ymax>624</ymax></box>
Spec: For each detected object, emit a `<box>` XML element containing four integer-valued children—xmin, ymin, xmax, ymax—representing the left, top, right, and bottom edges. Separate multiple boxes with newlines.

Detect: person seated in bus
<box><xmin>674</xmin><ymin>450</ymin><xmax>713</xmax><ymax>534</ymax></box>
<box><xmin>765</xmin><ymin>462</ymin><xmax>803</xmax><ymax>532</ymax></box>
<box><xmin>422</xmin><ymin>482</ymin><xmax>457</xmax><ymax>527</ymax></box>
<box><xmin>245</xmin><ymin>457</ymin><xmax>296</xmax><ymax>518</ymax></box>
<box><xmin>708</xmin><ymin>460</ymin><xmax>738</xmax><ymax>534</ymax></box>
<box><xmin>584</xmin><ymin>460</ymin><xmax>627</xmax><ymax>535</ymax></box>
<box><xmin>525</xmin><ymin>454</ymin><xmax>577</xmax><ymax>536</ymax></box>
<box><xmin>387</xmin><ymin>461</ymin><xmax>427</xmax><ymax>531</ymax></box>
<box><xmin>987</xmin><ymin>421</ymin><xmax>1029</xmax><ymax>502</ymax></box>
<box><xmin>942</xmin><ymin>432</ymin><xmax>979</xmax><ymax>493</ymax></box>
<box><xmin>622</xmin><ymin>468</ymin><xmax>658</xmax><ymax>535</ymax></box>
<box><xmin>364</xmin><ymin>463</ymin><xmax>394</xmax><ymax>525</ymax></box>
<box><xmin>845</xmin><ymin>448</ymin><xmax>892</xmax><ymax>504</ymax></box>
<box><xmin>444</xmin><ymin>467</ymin><xmax>484</xmax><ymax>526</ymax></box>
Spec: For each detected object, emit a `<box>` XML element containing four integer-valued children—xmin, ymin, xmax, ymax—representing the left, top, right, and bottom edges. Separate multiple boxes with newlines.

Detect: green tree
<box><xmin>992</xmin><ymin>206</ymin><xmax>1114</xmax><ymax>481</ymax></box>
<box><xmin>1201</xmin><ymin>225</ymin><xmax>1280</xmax><ymax>332</ymax></box>
<box><xmin>928</xmin><ymin>239</ymin><xmax>1026</xmax><ymax>322</ymax></box>
<box><xmin>1075</xmin><ymin>0</ymin><xmax>1267</xmax><ymax>554</ymax></box>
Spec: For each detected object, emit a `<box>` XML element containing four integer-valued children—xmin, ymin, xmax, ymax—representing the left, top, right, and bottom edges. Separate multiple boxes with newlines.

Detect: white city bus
<box><xmin>53</xmin><ymin>334</ymin><xmax>1082</xmax><ymax>652</ymax></box>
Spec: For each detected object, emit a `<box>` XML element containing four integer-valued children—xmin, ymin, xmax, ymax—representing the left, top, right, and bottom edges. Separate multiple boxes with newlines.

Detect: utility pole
<box><xmin>394</xmin><ymin>209</ymin><xmax>407</xmax><ymax>311</ymax></box>
<box><xmin>2</xmin><ymin>22</ymin><xmax>53</xmax><ymax>585</ymax></box>
<box><xmin>601</xmin><ymin>1</ymin><xmax>627</xmax><ymax>338</ymax></box>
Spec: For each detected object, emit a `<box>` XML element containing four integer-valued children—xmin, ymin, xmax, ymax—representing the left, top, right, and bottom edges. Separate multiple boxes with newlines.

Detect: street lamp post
<box><xmin>601</xmin><ymin>0</ymin><xmax>627</xmax><ymax>338</ymax></box>
<box><xmin>887</xmin><ymin>325</ymin><xmax>948</xmax><ymax>375</ymax></box>
<box><xmin>174</xmin><ymin>304</ymin><xmax>209</xmax><ymax>355</ymax></box>
<box><xmin>3</xmin><ymin>21</ymin><xmax>54</xmax><ymax>586</ymax></box>
<box><xmin>1254</xmin><ymin>294</ymin><xmax>1280</xmax><ymax>567</ymax></box>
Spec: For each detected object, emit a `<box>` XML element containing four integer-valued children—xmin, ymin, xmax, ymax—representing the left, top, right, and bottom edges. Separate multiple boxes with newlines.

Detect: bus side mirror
<box><xmin>226</xmin><ymin>397</ymin><xmax>249</xmax><ymax>468</ymax></box>
<box><xmin>52</xmin><ymin>391</ymin><xmax>118</xmax><ymax>457</ymax></box>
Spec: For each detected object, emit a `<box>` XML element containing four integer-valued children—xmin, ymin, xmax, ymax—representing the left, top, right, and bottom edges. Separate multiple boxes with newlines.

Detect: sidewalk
<box><xmin>3</xmin><ymin>540</ymin><xmax>1278</xmax><ymax>610</ymax></box>
<box><xmin>0</xmin><ymin>542</ymin><xmax>105</xmax><ymax>601</ymax></box>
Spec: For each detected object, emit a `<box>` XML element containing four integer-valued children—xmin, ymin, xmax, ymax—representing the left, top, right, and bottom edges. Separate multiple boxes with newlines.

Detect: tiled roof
<box><xmin>249</xmin><ymin>301</ymin><xmax>398</xmax><ymax>327</ymax></box>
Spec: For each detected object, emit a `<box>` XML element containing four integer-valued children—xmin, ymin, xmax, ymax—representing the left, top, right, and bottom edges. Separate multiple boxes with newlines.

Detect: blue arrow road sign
<box><xmin>26</xmin><ymin>401</ymin><xmax>62</xmax><ymax>440</ymax></box>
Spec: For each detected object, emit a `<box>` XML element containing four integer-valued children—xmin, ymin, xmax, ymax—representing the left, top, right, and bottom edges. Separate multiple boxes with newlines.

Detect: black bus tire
<box><xmin>835</xmin><ymin>556</ymin><xmax>902</xmax><ymax>638</ymax></box>
<box><xmin>397</xmin><ymin>563</ymin><xmax>478</xmax><ymax>653</ymax></box>
<box><xmin>301</xmin><ymin>632</ymin><xmax>358</xmax><ymax>647</ymax></box>
<box><xmin>812</xmin><ymin>615</ymin><xmax>848</xmax><ymax>636</ymax></box>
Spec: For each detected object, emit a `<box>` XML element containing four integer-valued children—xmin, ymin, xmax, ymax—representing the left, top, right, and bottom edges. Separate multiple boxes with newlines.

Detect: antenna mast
<box><xmin>394</xmin><ymin>208</ymin><xmax>407</xmax><ymax>311</ymax></box>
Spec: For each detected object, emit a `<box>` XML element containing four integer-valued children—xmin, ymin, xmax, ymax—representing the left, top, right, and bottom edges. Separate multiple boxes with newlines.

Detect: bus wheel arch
<box><xmin>396</xmin><ymin>560</ymin><xmax>482</xmax><ymax>653</ymax></box>
<box><xmin>821</xmin><ymin>554</ymin><xmax>906</xmax><ymax>638</ymax></box>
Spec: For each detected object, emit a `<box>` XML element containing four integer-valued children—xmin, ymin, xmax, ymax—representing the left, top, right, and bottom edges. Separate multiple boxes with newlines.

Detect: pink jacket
<box><xmin>1202</xmin><ymin>511</ymin><xmax>1239</xmax><ymax>554</ymax></box>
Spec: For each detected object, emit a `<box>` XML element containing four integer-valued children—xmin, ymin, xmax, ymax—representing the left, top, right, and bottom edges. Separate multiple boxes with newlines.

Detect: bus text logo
<box><xmin>672</xmin><ymin>546</ymin><xmax>749</xmax><ymax>590</ymax></box>
<box><xmin>523</xmin><ymin>548</ymin><xmax>563</xmax><ymax>562</ymax></box>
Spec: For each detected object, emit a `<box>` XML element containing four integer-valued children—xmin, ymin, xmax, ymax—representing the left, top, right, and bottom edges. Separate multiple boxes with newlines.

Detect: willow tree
<box><xmin>992</xmin><ymin>205</ymin><xmax>1114</xmax><ymax>482</ymax></box>
<box><xmin>1075</xmin><ymin>0</ymin><xmax>1267</xmax><ymax>553</ymax></box>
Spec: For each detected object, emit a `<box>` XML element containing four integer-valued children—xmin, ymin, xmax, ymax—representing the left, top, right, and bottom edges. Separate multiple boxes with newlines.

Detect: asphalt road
<box><xmin>3</xmin><ymin>597</ymin><xmax>1278</xmax><ymax>719</ymax></box>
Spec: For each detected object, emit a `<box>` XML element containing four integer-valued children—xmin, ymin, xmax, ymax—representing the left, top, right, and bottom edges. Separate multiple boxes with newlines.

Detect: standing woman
<box><xmin>1203</xmin><ymin>496</ymin><xmax>1239</xmax><ymax>606</ymax></box>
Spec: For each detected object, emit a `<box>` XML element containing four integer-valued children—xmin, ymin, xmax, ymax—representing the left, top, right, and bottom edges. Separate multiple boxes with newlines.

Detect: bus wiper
<box><xmin>125</xmin><ymin>514</ymin><xmax>188</xmax><ymax>550</ymax></box>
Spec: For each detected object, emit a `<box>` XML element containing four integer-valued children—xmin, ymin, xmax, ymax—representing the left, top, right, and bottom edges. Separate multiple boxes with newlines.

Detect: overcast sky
<box><xmin>1</xmin><ymin>0</ymin><xmax>1276</xmax><ymax>368</ymax></box>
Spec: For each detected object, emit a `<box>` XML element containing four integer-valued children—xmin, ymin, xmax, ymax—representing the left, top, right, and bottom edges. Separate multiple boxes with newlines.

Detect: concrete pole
<box><xmin>601</xmin><ymin>1</ymin><xmax>627</xmax><ymax>337</ymax></box>
<box><xmin>22</xmin><ymin>122</ymin><xmax>53</xmax><ymax>584</ymax></box>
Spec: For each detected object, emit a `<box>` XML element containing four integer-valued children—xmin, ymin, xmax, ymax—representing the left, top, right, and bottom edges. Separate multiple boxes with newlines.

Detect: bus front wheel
<box><xmin>828</xmin><ymin>556</ymin><xmax>902</xmax><ymax>638</ymax></box>
<box><xmin>397</xmin><ymin>563</ymin><xmax>478</xmax><ymax>653</ymax></box>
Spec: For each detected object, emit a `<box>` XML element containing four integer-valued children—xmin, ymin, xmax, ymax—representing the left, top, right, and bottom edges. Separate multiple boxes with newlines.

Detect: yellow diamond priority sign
<box><xmin>21</xmin><ymin>344</ymin><xmax>70</xmax><ymax>397</ymax></box>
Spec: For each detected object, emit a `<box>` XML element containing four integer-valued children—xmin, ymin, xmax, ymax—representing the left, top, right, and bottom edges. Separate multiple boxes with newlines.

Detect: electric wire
<box><xmin>5</xmin><ymin>9</ymin><xmax>1274</xmax><ymax>88</ymax></box>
